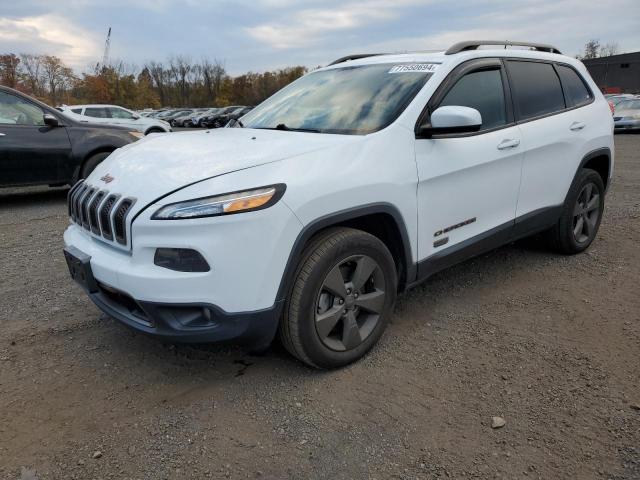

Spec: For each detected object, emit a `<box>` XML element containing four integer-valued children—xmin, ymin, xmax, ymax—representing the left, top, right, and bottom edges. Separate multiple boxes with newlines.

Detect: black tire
<box><xmin>279</xmin><ymin>227</ymin><xmax>397</xmax><ymax>369</ymax></box>
<box><xmin>80</xmin><ymin>152</ymin><xmax>111</xmax><ymax>179</ymax></box>
<box><xmin>546</xmin><ymin>168</ymin><xmax>605</xmax><ymax>254</ymax></box>
<box><xmin>145</xmin><ymin>128</ymin><xmax>164</xmax><ymax>135</ymax></box>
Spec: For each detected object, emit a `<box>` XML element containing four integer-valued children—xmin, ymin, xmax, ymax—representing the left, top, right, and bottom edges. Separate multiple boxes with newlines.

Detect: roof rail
<box><xmin>445</xmin><ymin>40</ymin><xmax>562</xmax><ymax>55</ymax></box>
<box><xmin>328</xmin><ymin>53</ymin><xmax>386</xmax><ymax>66</ymax></box>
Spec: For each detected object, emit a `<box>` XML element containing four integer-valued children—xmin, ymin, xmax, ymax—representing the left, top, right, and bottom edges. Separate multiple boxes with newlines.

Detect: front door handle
<box><xmin>570</xmin><ymin>121</ymin><xmax>586</xmax><ymax>131</ymax></box>
<box><xmin>0</xmin><ymin>132</ymin><xmax>6</xmax><ymax>136</ymax></box>
<box><xmin>497</xmin><ymin>138</ymin><xmax>520</xmax><ymax>150</ymax></box>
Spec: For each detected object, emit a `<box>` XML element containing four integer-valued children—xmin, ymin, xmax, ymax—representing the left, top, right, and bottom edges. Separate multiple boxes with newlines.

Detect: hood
<box><xmin>87</xmin><ymin>127</ymin><xmax>359</xmax><ymax>207</ymax></box>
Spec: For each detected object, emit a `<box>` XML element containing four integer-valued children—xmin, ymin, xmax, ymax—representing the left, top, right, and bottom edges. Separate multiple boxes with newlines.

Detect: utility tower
<box><xmin>99</xmin><ymin>27</ymin><xmax>111</xmax><ymax>71</ymax></box>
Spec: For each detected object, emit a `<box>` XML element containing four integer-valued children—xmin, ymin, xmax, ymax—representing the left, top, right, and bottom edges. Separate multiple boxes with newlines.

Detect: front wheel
<box><xmin>279</xmin><ymin>227</ymin><xmax>397</xmax><ymax>369</ymax></box>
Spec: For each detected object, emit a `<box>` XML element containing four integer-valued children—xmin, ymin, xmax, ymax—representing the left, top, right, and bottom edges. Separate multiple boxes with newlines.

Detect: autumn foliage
<box><xmin>0</xmin><ymin>53</ymin><xmax>307</xmax><ymax>109</ymax></box>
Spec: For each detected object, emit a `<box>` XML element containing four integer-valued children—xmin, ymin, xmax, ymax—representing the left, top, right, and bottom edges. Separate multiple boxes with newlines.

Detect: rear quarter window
<box><xmin>556</xmin><ymin>65</ymin><xmax>593</xmax><ymax>107</ymax></box>
<box><xmin>506</xmin><ymin>60</ymin><xmax>566</xmax><ymax>120</ymax></box>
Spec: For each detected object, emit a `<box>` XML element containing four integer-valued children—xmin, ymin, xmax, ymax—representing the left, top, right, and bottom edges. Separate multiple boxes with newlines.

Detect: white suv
<box><xmin>59</xmin><ymin>104</ymin><xmax>172</xmax><ymax>135</ymax></box>
<box><xmin>63</xmin><ymin>41</ymin><xmax>614</xmax><ymax>368</ymax></box>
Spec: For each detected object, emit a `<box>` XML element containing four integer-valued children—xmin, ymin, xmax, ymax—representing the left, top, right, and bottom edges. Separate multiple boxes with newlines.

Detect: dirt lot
<box><xmin>1</xmin><ymin>134</ymin><xmax>639</xmax><ymax>480</ymax></box>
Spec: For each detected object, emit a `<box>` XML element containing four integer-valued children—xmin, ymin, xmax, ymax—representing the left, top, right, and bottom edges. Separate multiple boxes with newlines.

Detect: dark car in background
<box><xmin>0</xmin><ymin>85</ymin><xmax>137</xmax><ymax>188</ymax></box>
<box><xmin>201</xmin><ymin>105</ymin><xmax>245</xmax><ymax>128</ymax></box>
<box><xmin>216</xmin><ymin>106</ymin><xmax>253</xmax><ymax>127</ymax></box>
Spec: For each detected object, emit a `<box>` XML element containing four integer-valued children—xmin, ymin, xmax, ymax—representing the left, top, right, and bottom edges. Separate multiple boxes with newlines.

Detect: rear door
<box><xmin>415</xmin><ymin>58</ymin><xmax>523</xmax><ymax>271</ymax></box>
<box><xmin>0</xmin><ymin>90</ymin><xmax>72</xmax><ymax>186</ymax></box>
<box><xmin>107</xmin><ymin>107</ymin><xmax>137</xmax><ymax>129</ymax></box>
<box><xmin>506</xmin><ymin>60</ymin><xmax>587</xmax><ymax>220</ymax></box>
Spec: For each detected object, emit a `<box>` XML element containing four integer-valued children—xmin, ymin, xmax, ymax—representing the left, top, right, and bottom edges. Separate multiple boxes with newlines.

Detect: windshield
<box><xmin>241</xmin><ymin>63</ymin><xmax>436</xmax><ymax>135</ymax></box>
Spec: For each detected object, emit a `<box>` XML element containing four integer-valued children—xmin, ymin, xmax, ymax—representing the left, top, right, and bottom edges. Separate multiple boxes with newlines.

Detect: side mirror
<box><xmin>43</xmin><ymin>113</ymin><xmax>60</xmax><ymax>127</ymax></box>
<box><xmin>132</xmin><ymin>113</ymin><xmax>141</xmax><ymax>120</ymax></box>
<box><xmin>416</xmin><ymin>106</ymin><xmax>482</xmax><ymax>137</ymax></box>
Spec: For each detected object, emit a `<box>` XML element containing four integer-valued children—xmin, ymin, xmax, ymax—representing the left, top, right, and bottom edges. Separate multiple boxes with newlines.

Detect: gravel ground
<box><xmin>1</xmin><ymin>134</ymin><xmax>639</xmax><ymax>480</ymax></box>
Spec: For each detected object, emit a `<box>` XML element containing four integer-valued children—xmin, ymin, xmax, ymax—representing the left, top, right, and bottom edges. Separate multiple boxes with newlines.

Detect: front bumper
<box><xmin>91</xmin><ymin>282</ymin><xmax>283</xmax><ymax>346</ymax></box>
<box><xmin>63</xmin><ymin>196</ymin><xmax>302</xmax><ymax>345</ymax></box>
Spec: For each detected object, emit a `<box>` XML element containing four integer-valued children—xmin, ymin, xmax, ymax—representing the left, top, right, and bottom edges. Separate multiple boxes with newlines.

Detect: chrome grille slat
<box><xmin>89</xmin><ymin>191</ymin><xmax>106</xmax><ymax>234</ymax></box>
<box><xmin>66</xmin><ymin>183</ymin><xmax>136</xmax><ymax>250</ymax></box>
<box><xmin>81</xmin><ymin>188</ymin><xmax>97</xmax><ymax>229</ymax></box>
<box><xmin>99</xmin><ymin>194</ymin><xmax>119</xmax><ymax>241</ymax></box>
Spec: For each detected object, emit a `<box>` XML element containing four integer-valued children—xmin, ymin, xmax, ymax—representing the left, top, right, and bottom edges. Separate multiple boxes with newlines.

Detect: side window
<box><xmin>506</xmin><ymin>60</ymin><xmax>565</xmax><ymax>120</ymax></box>
<box><xmin>0</xmin><ymin>91</ymin><xmax>44</xmax><ymax>126</ymax></box>
<box><xmin>71</xmin><ymin>108</ymin><xmax>82</xmax><ymax>114</ymax></box>
<box><xmin>109</xmin><ymin>107</ymin><xmax>134</xmax><ymax>119</ymax></box>
<box><xmin>556</xmin><ymin>65</ymin><xmax>593</xmax><ymax>107</ymax></box>
<box><xmin>438</xmin><ymin>69</ymin><xmax>507</xmax><ymax>131</ymax></box>
<box><xmin>84</xmin><ymin>107</ymin><xmax>109</xmax><ymax>118</ymax></box>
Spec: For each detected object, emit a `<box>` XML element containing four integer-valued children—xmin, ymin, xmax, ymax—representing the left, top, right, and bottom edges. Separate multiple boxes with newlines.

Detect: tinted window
<box><xmin>438</xmin><ymin>69</ymin><xmax>506</xmax><ymax>130</ymax></box>
<box><xmin>84</xmin><ymin>107</ymin><xmax>109</xmax><ymax>118</ymax></box>
<box><xmin>556</xmin><ymin>65</ymin><xmax>592</xmax><ymax>107</ymax></box>
<box><xmin>71</xmin><ymin>108</ymin><xmax>82</xmax><ymax>114</ymax></box>
<box><xmin>0</xmin><ymin>91</ymin><xmax>44</xmax><ymax>126</ymax></box>
<box><xmin>109</xmin><ymin>107</ymin><xmax>135</xmax><ymax>119</ymax></box>
<box><xmin>507</xmin><ymin>61</ymin><xmax>565</xmax><ymax>120</ymax></box>
<box><xmin>242</xmin><ymin>64</ymin><xmax>434</xmax><ymax>135</ymax></box>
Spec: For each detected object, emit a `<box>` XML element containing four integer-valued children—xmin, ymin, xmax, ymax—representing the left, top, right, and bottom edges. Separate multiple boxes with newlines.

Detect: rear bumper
<box><xmin>90</xmin><ymin>283</ymin><xmax>283</xmax><ymax>346</ymax></box>
<box><xmin>614</xmin><ymin>119</ymin><xmax>640</xmax><ymax>130</ymax></box>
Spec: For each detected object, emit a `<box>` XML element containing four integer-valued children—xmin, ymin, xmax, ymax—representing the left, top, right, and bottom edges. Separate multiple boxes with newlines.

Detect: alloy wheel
<box><xmin>573</xmin><ymin>182</ymin><xmax>601</xmax><ymax>244</ymax></box>
<box><xmin>314</xmin><ymin>255</ymin><xmax>386</xmax><ymax>351</ymax></box>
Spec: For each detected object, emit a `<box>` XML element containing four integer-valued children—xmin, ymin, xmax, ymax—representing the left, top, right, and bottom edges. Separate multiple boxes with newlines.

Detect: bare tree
<box><xmin>19</xmin><ymin>53</ymin><xmax>43</xmax><ymax>95</ymax></box>
<box><xmin>600</xmin><ymin>42</ymin><xmax>619</xmax><ymax>58</ymax></box>
<box><xmin>147</xmin><ymin>60</ymin><xmax>168</xmax><ymax>105</ymax></box>
<box><xmin>41</xmin><ymin>56</ymin><xmax>69</xmax><ymax>104</ymax></box>
<box><xmin>583</xmin><ymin>39</ymin><xmax>601</xmax><ymax>59</ymax></box>
<box><xmin>169</xmin><ymin>55</ymin><xmax>192</xmax><ymax>106</ymax></box>
<box><xmin>201</xmin><ymin>58</ymin><xmax>226</xmax><ymax>104</ymax></box>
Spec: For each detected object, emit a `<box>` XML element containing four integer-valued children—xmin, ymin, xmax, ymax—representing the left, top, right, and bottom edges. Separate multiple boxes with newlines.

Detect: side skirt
<box><xmin>410</xmin><ymin>205</ymin><xmax>562</xmax><ymax>288</ymax></box>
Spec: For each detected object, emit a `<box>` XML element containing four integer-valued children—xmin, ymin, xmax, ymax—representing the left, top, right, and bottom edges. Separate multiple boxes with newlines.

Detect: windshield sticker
<box><xmin>388</xmin><ymin>64</ymin><xmax>439</xmax><ymax>74</ymax></box>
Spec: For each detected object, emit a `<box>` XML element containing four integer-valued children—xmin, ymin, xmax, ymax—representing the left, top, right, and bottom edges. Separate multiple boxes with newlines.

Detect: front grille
<box><xmin>67</xmin><ymin>181</ymin><xmax>136</xmax><ymax>248</ymax></box>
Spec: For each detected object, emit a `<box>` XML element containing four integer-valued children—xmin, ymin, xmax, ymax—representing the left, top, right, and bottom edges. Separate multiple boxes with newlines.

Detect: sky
<box><xmin>1</xmin><ymin>0</ymin><xmax>639</xmax><ymax>75</ymax></box>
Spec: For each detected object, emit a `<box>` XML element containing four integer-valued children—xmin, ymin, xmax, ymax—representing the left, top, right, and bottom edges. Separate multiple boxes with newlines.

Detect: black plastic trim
<box><xmin>412</xmin><ymin>206</ymin><xmax>563</xmax><ymax>286</ymax></box>
<box><xmin>90</xmin><ymin>287</ymin><xmax>283</xmax><ymax>347</ymax></box>
<box><xmin>573</xmin><ymin>147</ymin><xmax>612</xmax><ymax>193</ymax></box>
<box><xmin>275</xmin><ymin>203</ymin><xmax>415</xmax><ymax>303</ymax></box>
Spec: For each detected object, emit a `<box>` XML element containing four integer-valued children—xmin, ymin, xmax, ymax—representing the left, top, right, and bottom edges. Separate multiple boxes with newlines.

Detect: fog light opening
<box><xmin>154</xmin><ymin>248</ymin><xmax>210</xmax><ymax>272</ymax></box>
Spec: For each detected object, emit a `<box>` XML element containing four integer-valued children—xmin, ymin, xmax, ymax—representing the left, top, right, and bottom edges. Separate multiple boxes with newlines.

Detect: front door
<box><xmin>414</xmin><ymin>59</ymin><xmax>523</xmax><ymax>275</ymax></box>
<box><xmin>0</xmin><ymin>91</ymin><xmax>72</xmax><ymax>186</ymax></box>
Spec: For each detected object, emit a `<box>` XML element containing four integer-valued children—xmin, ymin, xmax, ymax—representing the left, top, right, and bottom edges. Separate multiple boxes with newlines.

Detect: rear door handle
<box><xmin>0</xmin><ymin>132</ymin><xmax>6</xmax><ymax>136</ymax></box>
<box><xmin>570</xmin><ymin>121</ymin><xmax>586</xmax><ymax>131</ymax></box>
<box><xmin>497</xmin><ymin>139</ymin><xmax>520</xmax><ymax>150</ymax></box>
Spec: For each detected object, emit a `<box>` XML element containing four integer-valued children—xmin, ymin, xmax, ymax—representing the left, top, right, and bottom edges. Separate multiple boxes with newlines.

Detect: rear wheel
<box><xmin>279</xmin><ymin>228</ymin><xmax>397</xmax><ymax>369</ymax></box>
<box><xmin>546</xmin><ymin>168</ymin><xmax>605</xmax><ymax>254</ymax></box>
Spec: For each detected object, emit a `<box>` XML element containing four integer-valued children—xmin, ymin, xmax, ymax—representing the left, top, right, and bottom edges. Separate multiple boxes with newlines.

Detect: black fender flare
<box><xmin>274</xmin><ymin>203</ymin><xmax>416</xmax><ymax>304</ymax></box>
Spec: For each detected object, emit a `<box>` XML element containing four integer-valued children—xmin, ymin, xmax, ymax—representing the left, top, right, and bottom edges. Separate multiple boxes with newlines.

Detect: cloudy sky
<box><xmin>1</xmin><ymin>0</ymin><xmax>638</xmax><ymax>74</ymax></box>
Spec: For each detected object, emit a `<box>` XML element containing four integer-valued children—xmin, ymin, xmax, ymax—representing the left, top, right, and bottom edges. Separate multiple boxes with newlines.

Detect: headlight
<box><xmin>129</xmin><ymin>131</ymin><xmax>144</xmax><ymax>139</ymax></box>
<box><xmin>152</xmin><ymin>184</ymin><xmax>286</xmax><ymax>220</ymax></box>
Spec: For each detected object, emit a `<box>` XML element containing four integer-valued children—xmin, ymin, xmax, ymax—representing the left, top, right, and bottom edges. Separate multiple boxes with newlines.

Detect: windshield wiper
<box><xmin>254</xmin><ymin>123</ymin><xmax>321</xmax><ymax>133</ymax></box>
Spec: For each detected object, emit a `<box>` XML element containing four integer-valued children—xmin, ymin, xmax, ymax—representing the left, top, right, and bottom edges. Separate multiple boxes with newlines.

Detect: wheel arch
<box><xmin>578</xmin><ymin>147</ymin><xmax>612</xmax><ymax>192</ymax></box>
<box><xmin>276</xmin><ymin>204</ymin><xmax>416</xmax><ymax>304</ymax></box>
<box><xmin>72</xmin><ymin>146</ymin><xmax>117</xmax><ymax>183</ymax></box>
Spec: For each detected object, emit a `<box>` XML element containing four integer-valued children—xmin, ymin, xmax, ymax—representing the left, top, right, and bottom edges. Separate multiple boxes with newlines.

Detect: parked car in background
<box><xmin>184</xmin><ymin>108</ymin><xmax>221</xmax><ymax>128</ymax></box>
<box><xmin>0</xmin><ymin>86</ymin><xmax>136</xmax><ymax>188</ymax></box>
<box><xmin>613</xmin><ymin>99</ymin><xmax>640</xmax><ymax>131</ymax></box>
<box><xmin>172</xmin><ymin>109</ymin><xmax>209</xmax><ymax>127</ymax></box>
<box><xmin>59</xmin><ymin>105</ymin><xmax>171</xmax><ymax>135</ymax></box>
<box><xmin>219</xmin><ymin>106</ymin><xmax>254</xmax><ymax>127</ymax></box>
<box><xmin>63</xmin><ymin>41</ymin><xmax>613</xmax><ymax>368</ymax></box>
<box><xmin>609</xmin><ymin>95</ymin><xmax>637</xmax><ymax>110</ymax></box>
<box><xmin>165</xmin><ymin>109</ymin><xmax>197</xmax><ymax>126</ymax></box>
<box><xmin>202</xmin><ymin>106</ymin><xmax>245</xmax><ymax>128</ymax></box>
